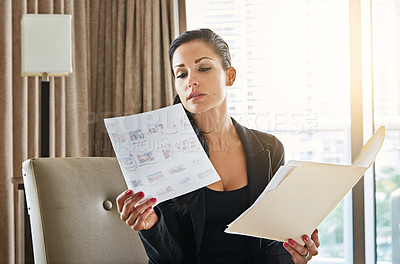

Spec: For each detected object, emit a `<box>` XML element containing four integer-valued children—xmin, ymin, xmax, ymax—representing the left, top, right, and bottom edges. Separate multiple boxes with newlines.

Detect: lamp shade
<box><xmin>21</xmin><ymin>14</ymin><xmax>72</xmax><ymax>77</ymax></box>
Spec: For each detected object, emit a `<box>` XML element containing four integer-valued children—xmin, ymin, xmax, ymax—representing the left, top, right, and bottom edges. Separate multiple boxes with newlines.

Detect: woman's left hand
<box><xmin>283</xmin><ymin>229</ymin><xmax>320</xmax><ymax>264</ymax></box>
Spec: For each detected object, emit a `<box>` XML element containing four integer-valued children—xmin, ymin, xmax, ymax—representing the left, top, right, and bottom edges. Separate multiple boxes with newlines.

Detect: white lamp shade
<box><xmin>21</xmin><ymin>14</ymin><xmax>73</xmax><ymax>77</ymax></box>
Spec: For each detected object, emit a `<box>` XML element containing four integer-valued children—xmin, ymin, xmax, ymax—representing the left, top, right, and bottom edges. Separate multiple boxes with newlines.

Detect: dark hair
<box><xmin>170</xmin><ymin>29</ymin><xmax>231</xmax><ymax>214</ymax></box>
<box><xmin>169</xmin><ymin>28</ymin><xmax>231</xmax><ymax>71</ymax></box>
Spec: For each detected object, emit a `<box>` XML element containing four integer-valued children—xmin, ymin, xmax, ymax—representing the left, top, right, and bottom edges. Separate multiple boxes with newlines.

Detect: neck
<box><xmin>193</xmin><ymin>107</ymin><xmax>234</xmax><ymax>143</ymax></box>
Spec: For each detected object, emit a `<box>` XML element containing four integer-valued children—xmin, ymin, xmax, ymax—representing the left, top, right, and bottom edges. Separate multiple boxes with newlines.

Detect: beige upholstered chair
<box><xmin>22</xmin><ymin>157</ymin><xmax>148</xmax><ymax>264</ymax></box>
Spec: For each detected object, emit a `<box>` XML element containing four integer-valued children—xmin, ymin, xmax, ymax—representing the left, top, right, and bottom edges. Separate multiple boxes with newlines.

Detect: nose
<box><xmin>186</xmin><ymin>73</ymin><xmax>198</xmax><ymax>89</ymax></box>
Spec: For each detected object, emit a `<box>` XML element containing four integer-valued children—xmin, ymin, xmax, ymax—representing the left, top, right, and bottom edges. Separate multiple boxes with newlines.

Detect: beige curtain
<box><xmin>89</xmin><ymin>0</ymin><xmax>183</xmax><ymax>157</ymax></box>
<box><xmin>0</xmin><ymin>0</ymin><xmax>186</xmax><ymax>263</ymax></box>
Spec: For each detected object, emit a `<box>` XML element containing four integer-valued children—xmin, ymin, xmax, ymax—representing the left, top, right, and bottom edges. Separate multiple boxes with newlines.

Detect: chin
<box><xmin>183</xmin><ymin>96</ymin><xmax>226</xmax><ymax>114</ymax></box>
<box><xmin>184</xmin><ymin>104</ymin><xmax>210</xmax><ymax>115</ymax></box>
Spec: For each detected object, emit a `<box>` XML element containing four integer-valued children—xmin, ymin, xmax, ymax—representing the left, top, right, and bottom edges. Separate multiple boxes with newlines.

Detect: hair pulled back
<box><xmin>169</xmin><ymin>28</ymin><xmax>231</xmax><ymax>71</ymax></box>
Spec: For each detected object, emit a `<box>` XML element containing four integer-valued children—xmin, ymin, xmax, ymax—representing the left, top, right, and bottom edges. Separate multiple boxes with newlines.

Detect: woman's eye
<box><xmin>176</xmin><ymin>72</ymin><xmax>187</xmax><ymax>79</ymax></box>
<box><xmin>199</xmin><ymin>67</ymin><xmax>211</xmax><ymax>72</ymax></box>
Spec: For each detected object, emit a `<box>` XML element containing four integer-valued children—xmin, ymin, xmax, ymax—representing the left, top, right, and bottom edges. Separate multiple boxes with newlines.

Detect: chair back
<box><xmin>22</xmin><ymin>157</ymin><xmax>148</xmax><ymax>264</ymax></box>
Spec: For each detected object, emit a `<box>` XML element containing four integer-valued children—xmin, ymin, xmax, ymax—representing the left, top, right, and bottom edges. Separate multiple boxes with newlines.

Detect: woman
<box><xmin>116</xmin><ymin>28</ymin><xmax>320</xmax><ymax>264</ymax></box>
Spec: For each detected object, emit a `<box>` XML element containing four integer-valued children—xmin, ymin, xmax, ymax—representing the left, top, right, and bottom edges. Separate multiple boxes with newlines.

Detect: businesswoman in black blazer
<box><xmin>117</xmin><ymin>28</ymin><xmax>320</xmax><ymax>264</ymax></box>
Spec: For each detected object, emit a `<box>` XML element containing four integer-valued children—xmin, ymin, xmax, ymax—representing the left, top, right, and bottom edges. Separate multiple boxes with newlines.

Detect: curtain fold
<box><xmin>0</xmin><ymin>0</ymin><xmax>14</xmax><ymax>262</ymax></box>
<box><xmin>90</xmin><ymin>0</ymin><xmax>179</xmax><ymax>157</ymax></box>
<box><xmin>0</xmin><ymin>0</ymin><xmax>185</xmax><ymax>262</ymax></box>
<box><xmin>64</xmin><ymin>0</ymin><xmax>91</xmax><ymax>157</ymax></box>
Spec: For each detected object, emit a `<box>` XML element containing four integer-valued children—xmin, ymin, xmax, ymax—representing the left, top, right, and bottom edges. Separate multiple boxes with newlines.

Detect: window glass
<box><xmin>372</xmin><ymin>0</ymin><xmax>400</xmax><ymax>262</ymax></box>
<box><xmin>186</xmin><ymin>0</ymin><xmax>351</xmax><ymax>262</ymax></box>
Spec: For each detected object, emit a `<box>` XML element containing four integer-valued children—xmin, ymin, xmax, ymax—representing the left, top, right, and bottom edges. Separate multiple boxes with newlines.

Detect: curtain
<box><xmin>89</xmin><ymin>0</ymin><xmax>181</xmax><ymax>157</ymax></box>
<box><xmin>0</xmin><ymin>0</ymin><xmax>186</xmax><ymax>263</ymax></box>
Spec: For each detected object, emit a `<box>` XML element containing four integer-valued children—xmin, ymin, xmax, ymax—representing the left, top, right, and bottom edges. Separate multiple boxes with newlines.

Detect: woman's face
<box><xmin>172</xmin><ymin>40</ymin><xmax>234</xmax><ymax>114</ymax></box>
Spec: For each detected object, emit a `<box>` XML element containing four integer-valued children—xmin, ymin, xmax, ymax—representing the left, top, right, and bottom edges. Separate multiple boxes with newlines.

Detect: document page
<box><xmin>104</xmin><ymin>104</ymin><xmax>220</xmax><ymax>205</ymax></box>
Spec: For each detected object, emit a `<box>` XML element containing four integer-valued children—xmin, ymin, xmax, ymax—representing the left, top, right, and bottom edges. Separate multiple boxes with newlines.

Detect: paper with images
<box><xmin>104</xmin><ymin>104</ymin><xmax>220</xmax><ymax>205</ymax></box>
<box><xmin>225</xmin><ymin>126</ymin><xmax>385</xmax><ymax>245</ymax></box>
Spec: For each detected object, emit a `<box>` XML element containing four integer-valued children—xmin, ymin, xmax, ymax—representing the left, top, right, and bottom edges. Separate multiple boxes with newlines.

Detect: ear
<box><xmin>226</xmin><ymin>67</ymin><xmax>236</xmax><ymax>86</ymax></box>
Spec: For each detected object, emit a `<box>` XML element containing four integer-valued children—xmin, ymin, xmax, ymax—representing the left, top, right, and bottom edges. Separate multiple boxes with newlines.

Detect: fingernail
<box><xmin>151</xmin><ymin>198</ymin><xmax>157</xmax><ymax>203</ymax></box>
<box><xmin>148</xmin><ymin>206</ymin><xmax>153</xmax><ymax>210</ymax></box>
<box><xmin>126</xmin><ymin>190</ymin><xmax>133</xmax><ymax>195</ymax></box>
<box><xmin>283</xmin><ymin>242</ymin><xmax>288</xmax><ymax>247</ymax></box>
<box><xmin>304</xmin><ymin>236</ymin><xmax>310</xmax><ymax>242</ymax></box>
<box><xmin>137</xmin><ymin>192</ymin><xmax>144</xmax><ymax>198</ymax></box>
<box><xmin>289</xmin><ymin>239</ymin><xmax>295</xmax><ymax>245</ymax></box>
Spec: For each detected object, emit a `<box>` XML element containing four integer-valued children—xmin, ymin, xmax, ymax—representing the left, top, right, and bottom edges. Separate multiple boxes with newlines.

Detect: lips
<box><xmin>188</xmin><ymin>92</ymin><xmax>205</xmax><ymax>101</ymax></box>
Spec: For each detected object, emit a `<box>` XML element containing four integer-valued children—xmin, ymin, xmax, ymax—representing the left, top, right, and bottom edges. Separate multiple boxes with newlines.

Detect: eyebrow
<box><xmin>173</xmin><ymin>57</ymin><xmax>213</xmax><ymax>69</ymax></box>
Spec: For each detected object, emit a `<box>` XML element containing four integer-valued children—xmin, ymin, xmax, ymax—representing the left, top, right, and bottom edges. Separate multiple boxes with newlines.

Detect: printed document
<box><xmin>104</xmin><ymin>104</ymin><xmax>220</xmax><ymax>205</ymax></box>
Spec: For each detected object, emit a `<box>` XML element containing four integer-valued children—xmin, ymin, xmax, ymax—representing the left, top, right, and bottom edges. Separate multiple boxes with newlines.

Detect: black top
<box><xmin>199</xmin><ymin>186</ymin><xmax>252</xmax><ymax>264</ymax></box>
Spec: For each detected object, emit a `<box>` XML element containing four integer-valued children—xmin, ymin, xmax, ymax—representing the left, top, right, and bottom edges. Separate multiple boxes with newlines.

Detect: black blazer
<box><xmin>139</xmin><ymin>119</ymin><xmax>294</xmax><ymax>264</ymax></box>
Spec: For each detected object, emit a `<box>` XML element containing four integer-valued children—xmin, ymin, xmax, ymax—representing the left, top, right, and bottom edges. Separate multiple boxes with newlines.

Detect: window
<box><xmin>372</xmin><ymin>0</ymin><xmax>400</xmax><ymax>262</ymax></box>
<box><xmin>187</xmin><ymin>0</ymin><xmax>351</xmax><ymax>262</ymax></box>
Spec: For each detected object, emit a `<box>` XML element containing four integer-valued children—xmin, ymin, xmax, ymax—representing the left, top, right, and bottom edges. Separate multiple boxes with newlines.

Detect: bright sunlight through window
<box><xmin>186</xmin><ymin>0</ymin><xmax>351</xmax><ymax>263</ymax></box>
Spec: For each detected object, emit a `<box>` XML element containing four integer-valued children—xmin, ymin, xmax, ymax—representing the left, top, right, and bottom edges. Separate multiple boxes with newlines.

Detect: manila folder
<box><xmin>225</xmin><ymin>126</ymin><xmax>385</xmax><ymax>244</ymax></box>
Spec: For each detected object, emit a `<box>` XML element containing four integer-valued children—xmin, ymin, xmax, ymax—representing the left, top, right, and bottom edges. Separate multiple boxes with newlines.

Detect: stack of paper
<box><xmin>225</xmin><ymin>126</ymin><xmax>385</xmax><ymax>244</ymax></box>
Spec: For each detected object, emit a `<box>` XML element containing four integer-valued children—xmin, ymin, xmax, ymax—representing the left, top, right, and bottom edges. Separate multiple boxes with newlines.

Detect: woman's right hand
<box><xmin>116</xmin><ymin>190</ymin><xmax>159</xmax><ymax>231</ymax></box>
